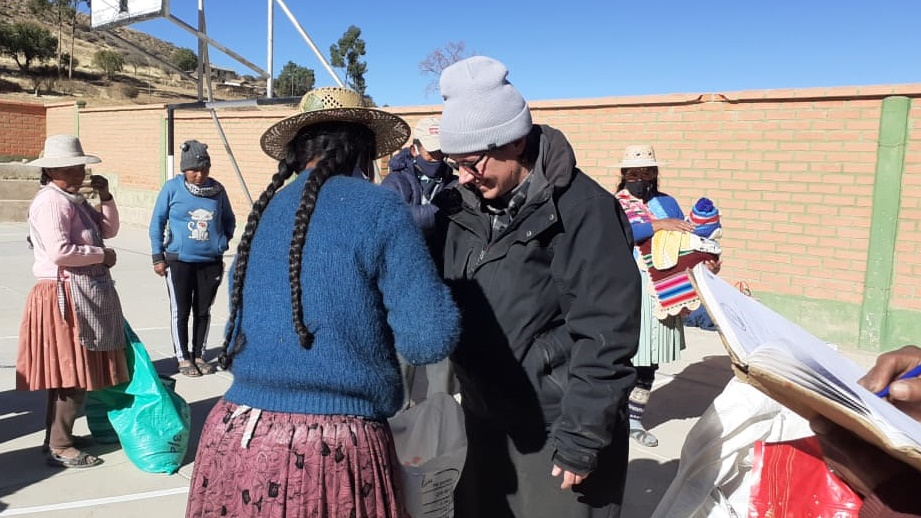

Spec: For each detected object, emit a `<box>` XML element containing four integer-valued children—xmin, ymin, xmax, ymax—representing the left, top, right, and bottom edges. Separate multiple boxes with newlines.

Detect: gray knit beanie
<box><xmin>180</xmin><ymin>140</ymin><xmax>210</xmax><ymax>172</ymax></box>
<box><xmin>438</xmin><ymin>56</ymin><xmax>532</xmax><ymax>155</ymax></box>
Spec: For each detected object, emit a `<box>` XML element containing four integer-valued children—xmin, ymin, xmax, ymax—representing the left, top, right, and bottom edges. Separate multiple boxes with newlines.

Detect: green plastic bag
<box><xmin>86</xmin><ymin>376</ymin><xmax>178</xmax><ymax>445</ymax></box>
<box><xmin>86</xmin><ymin>321</ymin><xmax>191</xmax><ymax>474</ymax></box>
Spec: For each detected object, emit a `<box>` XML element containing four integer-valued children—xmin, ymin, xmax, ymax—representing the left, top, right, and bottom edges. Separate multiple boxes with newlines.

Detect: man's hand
<box><xmin>551</xmin><ymin>464</ymin><xmax>585</xmax><ymax>490</ymax></box>
<box><xmin>153</xmin><ymin>262</ymin><xmax>167</xmax><ymax>277</ymax></box>
<box><xmin>858</xmin><ymin>345</ymin><xmax>921</xmax><ymax>421</ymax></box>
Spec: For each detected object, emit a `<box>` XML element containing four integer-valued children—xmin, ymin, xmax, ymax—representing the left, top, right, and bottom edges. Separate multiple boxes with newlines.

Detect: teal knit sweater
<box><xmin>223</xmin><ymin>172</ymin><xmax>460</xmax><ymax>419</ymax></box>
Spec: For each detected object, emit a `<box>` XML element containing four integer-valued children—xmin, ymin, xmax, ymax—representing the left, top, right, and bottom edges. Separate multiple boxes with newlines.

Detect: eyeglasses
<box><xmin>447</xmin><ymin>152</ymin><xmax>488</xmax><ymax>177</ymax></box>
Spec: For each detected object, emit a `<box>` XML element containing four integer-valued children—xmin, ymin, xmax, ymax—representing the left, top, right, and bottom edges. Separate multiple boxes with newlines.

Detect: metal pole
<box><xmin>102</xmin><ymin>30</ymin><xmax>196</xmax><ymax>82</ymax></box>
<box><xmin>167</xmin><ymin>14</ymin><xmax>269</xmax><ymax>79</ymax></box>
<box><xmin>199</xmin><ymin>0</ymin><xmax>214</xmax><ymax>102</ymax></box>
<box><xmin>266</xmin><ymin>0</ymin><xmax>274</xmax><ymax>98</ymax></box>
<box><xmin>196</xmin><ymin>0</ymin><xmax>204</xmax><ymax>101</ymax></box>
<box><xmin>209</xmin><ymin>109</ymin><xmax>253</xmax><ymax>205</ymax></box>
<box><xmin>166</xmin><ymin>107</ymin><xmax>175</xmax><ymax>180</ymax></box>
<box><xmin>274</xmin><ymin>0</ymin><xmax>343</xmax><ymax>87</ymax></box>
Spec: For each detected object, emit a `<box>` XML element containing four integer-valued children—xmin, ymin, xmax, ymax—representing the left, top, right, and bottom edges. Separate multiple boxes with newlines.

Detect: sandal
<box><xmin>194</xmin><ymin>358</ymin><xmax>215</xmax><ymax>375</ymax></box>
<box><xmin>630</xmin><ymin>428</ymin><xmax>659</xmax><ymax>448</ymax></box>
<box><xmin>47</xmin><ymin>449</ymin><xmax>102</xmax><ymax>469</ymax></box>
<box><xmin>42</xmin><ymin>435</ymin><xmax>93</xmax><ymax>454</ymax></box>
<box><xmin>179</xmin><ymin>361</ymin><xmax>202</xmax><ymax>377</ymax></box>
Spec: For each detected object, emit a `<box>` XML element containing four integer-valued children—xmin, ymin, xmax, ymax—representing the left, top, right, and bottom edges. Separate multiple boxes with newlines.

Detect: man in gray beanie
<box><xmin>430</xmin><ymin>56</ymin><xmax>640</xmax><ymax>517</ymax></box>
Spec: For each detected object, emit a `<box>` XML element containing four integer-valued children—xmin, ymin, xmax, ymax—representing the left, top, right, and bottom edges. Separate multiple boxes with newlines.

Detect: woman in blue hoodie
<box><xmin>149</xmin><ymin>140</ymin><xmax>236</xmax><ymax>377</ymax></box>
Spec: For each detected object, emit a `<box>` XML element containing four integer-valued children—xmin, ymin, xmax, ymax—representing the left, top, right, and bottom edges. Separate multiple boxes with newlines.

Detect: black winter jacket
<box><xmin>431</xmin><ymin>125</ymin><xmax>640</xmax><ymax>474</ymax></box>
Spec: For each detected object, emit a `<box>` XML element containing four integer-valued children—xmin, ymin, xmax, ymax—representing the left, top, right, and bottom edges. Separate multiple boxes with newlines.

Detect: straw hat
<box><xmin>615</xmin><ymin>144</ymin><xmax>667</xmax><ymax>168</ymax></box>
<box><xmin>260</xmin><ymin>87</ymin><xmax>410</xmax><ymax>160</ymax></box>
<box><xmin>28</xmin><ymin>135</ymin><xmax>102</xmax><ymax>168</ymax></box>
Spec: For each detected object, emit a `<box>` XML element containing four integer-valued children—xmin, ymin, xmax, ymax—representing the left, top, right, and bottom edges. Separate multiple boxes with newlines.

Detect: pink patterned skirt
<box><xmin>186</xmin><ymin>399</ymin><xmax>409</xmax><ymax>518</ymax></box>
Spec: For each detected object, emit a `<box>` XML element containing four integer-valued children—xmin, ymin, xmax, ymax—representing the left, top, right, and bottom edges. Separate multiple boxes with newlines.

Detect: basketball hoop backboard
<box><xmin>91</xmin><ymin>0</ymin><xmax>170</xmax><ymax>30</ymax></box>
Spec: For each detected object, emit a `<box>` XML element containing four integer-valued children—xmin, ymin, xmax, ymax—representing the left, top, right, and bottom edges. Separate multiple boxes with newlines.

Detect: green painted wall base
<box><xmin>755</xmin><ymin>291</ymin><xmax>921</xmax><ymax>353</ymax></box>
<box><xmin>881</xmin><ymin>308</ymin><xmax>921</xmax><ymax>353</ymax></box>
<box><xmin>756</xmin><ymin>292</ymin><xmax>861</xmax><ymax>349</ymax></box>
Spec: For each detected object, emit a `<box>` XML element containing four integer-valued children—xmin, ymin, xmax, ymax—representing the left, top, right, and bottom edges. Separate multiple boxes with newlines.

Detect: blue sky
<box><xmin>117</xmin><ymin>0</ymin><xmax>920</xmax><ymax>107</ymax></box>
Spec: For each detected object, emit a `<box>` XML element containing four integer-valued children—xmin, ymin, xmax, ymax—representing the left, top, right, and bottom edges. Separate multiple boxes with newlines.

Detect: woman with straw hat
<box><xmin>614</xmin><ymin>144</ymin><xmax>721</xmax><ymax>448</ymax></box>
<box><xmin>17</xmin><ymin>135</ymin><xmax>129</xmax><ymax>469</ymax></box>
<box><xmin>185</xmin><ymin>87</ymin><xmax>460</xmax><ymax>517</ymax></box>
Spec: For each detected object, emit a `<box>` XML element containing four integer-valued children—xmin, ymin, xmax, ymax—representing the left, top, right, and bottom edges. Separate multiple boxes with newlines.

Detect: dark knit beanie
<box><xmin>438</xmin><ymin>56</ymin><xmax>532</xmax><ymax>154</ymax></box>
<box><xmin>180</xmin><ymin>140</ymin><xmax>210</xmax><ymax>172</ymax></box>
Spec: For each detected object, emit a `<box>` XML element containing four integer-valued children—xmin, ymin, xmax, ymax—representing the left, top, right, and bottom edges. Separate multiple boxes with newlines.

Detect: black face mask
<box><xmin>413</xmin><ymin>157</ymin><xmax>448</xmax><ymax>179</ymax></box>
<box><xmin>625</xmin><ymin>180</ymin><xmax>653</xmax><ymax>200</ymax></box>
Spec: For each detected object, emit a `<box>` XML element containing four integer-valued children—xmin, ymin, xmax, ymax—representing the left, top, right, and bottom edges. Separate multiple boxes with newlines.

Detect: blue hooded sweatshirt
<box><xmin>149</xmin><ymin>174</ymin><xmax>236</xmax><ymax>264</ymax></box>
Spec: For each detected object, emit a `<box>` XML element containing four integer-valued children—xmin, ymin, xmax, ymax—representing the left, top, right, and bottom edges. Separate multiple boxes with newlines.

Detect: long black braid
<box><xmin>218</xmin><ymin>121</ymin><xmax>376</xmax><ymax>369</ymax></box>
<box><xmin>217</xmin><ymin>149</ymin><xmax>299</xmax><ymax>369</ymax></box>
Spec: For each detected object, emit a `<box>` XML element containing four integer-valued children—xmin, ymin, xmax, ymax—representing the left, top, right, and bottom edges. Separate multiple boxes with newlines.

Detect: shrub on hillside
<box><xmin>118</xmin><ymin>83</ymin><xmax>139</xmax><ymax>99</ymax></box>
<box><xmin>92</xmin><ymin>49</ymin><xmax>124</xmax><ymax>79</ymax></box>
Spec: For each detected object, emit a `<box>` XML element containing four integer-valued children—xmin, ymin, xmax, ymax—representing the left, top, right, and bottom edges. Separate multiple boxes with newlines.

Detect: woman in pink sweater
<box><xmin>17</xmin><ymin>135</ymin><xmax>129</xmax><ymax>468</ymax></box>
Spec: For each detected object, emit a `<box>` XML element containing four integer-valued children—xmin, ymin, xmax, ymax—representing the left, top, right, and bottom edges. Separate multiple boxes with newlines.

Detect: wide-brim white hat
<box><xmin>260</xmin><ymin>87</ymin><xmax>410</xmax><ymax>160</ymax></box>
<box><xmin>28</xmin><ymin>135</ymin><xmax>102</xmax><ymax>168</ymax></box>
<box><xmin>615</xmin><ymin>144</ymin><xmax>667</xmax><ymax>168</ymax></box>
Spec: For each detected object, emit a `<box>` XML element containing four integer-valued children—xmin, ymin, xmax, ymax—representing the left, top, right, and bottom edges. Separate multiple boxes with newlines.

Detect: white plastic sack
<box><xmin>389</xmin><ymin>392</ymin><xmax>467</xmax><ymax>518</ymax></box>
<box><xmin>651</xmin><ymin>378</ymin><xmax>813</xmax><ymax>518</ymax></box>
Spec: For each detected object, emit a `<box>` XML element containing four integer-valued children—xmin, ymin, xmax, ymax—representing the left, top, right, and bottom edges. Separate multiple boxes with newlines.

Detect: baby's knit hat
<box><xmin>690</xmin><ymin>197</ymin><xmax>722</xmax><ymax>239</ymax></box>
<box><xmin>180</xmin><ymin>140</ymin><xmax>210</xmax><ymax>172</ymax></box>
<box><xmin>438</xmin><ymin>56</ymin><xmax>532</xmax><ymax>154</ymax></box>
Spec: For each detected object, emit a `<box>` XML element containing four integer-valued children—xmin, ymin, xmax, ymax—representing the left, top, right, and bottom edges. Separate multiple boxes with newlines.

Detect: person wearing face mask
<box><xmin>149</xmin><ymin>140</ymin><xmax>236</xmax><ymax>377</ymax></box>
<box><xmin>382</xmin><ymin>117</ymin><xmax>459</xmax><ymax>406</ymax></box>
<box><xmin>614</xmin><ymin>144</ymin><xmax>722</xmax><ymax>449</ymax></box>
<box><xmin>382</xmin><ymin>117</ymin><xmax>457</xmax><ymax>237</ymax></box>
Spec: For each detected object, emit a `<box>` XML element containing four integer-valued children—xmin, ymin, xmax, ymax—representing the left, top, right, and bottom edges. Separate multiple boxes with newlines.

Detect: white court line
<box><xmin>0</xmin><ymin>487</ymin><xmax>189</xmax><ymax>516</ymax></box>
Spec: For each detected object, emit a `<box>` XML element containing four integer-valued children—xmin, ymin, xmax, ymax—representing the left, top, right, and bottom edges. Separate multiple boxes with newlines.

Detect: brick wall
<box><xmin>32</xmin><ymin>83</ymin><xmax>921</xmax><ymax>349</ymax></box>
<box><xmin>0</xmin><ymin>100</ymin><xmax>45</xmax><ymax>158</ymax></box>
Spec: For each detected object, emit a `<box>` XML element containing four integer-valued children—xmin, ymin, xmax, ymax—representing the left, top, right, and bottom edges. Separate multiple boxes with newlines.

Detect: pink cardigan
<box><xmin>28</xmin><ymin>187</ymin><xmax>119</xmax><ymax>280</ymax></box>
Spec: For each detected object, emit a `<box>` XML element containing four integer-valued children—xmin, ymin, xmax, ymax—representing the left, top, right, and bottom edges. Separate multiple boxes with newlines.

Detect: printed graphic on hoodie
<box><xmin>188</xmin><ymin>208</ymin><xmax>214</xmax><ymax>241</ymax></box>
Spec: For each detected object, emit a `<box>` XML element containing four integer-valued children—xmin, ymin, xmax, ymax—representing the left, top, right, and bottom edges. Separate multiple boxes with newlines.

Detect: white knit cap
<box><xmin>438</xmin><ymin>56</ymin><xmax>532</xmax><ymax>155</ymax></box>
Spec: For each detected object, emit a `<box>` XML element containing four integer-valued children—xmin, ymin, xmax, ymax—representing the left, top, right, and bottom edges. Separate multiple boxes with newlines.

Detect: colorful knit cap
<box><xmin>689</xmin><ymin>197</ymin><xmax>721</xmax><ymax>238</ymax></box>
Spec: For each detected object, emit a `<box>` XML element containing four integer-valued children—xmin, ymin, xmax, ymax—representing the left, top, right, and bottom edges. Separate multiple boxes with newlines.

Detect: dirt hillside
<box><xmin>0</xmin><ymin>0</ymin><xmax>258</xmax><ymax>106</ymax></box>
